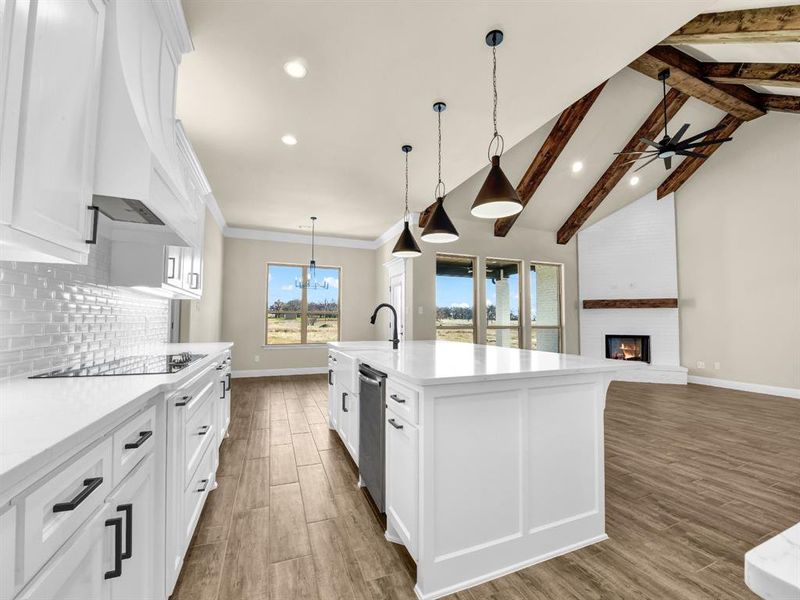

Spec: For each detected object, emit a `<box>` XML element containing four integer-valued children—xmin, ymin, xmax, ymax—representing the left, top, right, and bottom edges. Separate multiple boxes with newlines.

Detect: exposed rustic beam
<box><xmin>703</xmin><ymin>62</ymin><xmax>800</xmax><ymax>88</ymax></box>
<box><xmin>583</xmin><ymin>298</ymin><xmax>678</xmax><ymax>309</ymax></box>
<box><xmin>556</xmin><ymin>88</ymin><xmax>690</xmax><ymax>245</ymax></box>
<box><xmin>662</xmin><ymin>6</ymin><xmax>800</xmax><ymax>44</ymax></box>
<box><xmin>493</xmin><ymin>82</ymin><xmax>606</xmax><ymax>237</ymax></box>
<box><xmin>417</xmin><ymin>203</ymin><xmax>436</xmax><ymax>229</ymax></box>
<box><xmin>629</xmin><ymin>46</ymin><xmax>765</xmax><ymax>120</ymax></box>
<box><xmin>657</xmin><ymin>114</ymin><xmax>743</xmax><ymax>199</ymax></box>
<box><xmin>761</xmin><ymin>93</ymin><xmax>800</xmax><ymax>113</ymax></box>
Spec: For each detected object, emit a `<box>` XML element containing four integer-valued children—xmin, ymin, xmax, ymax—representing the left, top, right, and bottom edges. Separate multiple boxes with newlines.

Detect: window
<box><xmin>435</xmin><ymin>254</ymin><xmax>476</xmax><ymax>343</ymax></box>
<box><xmin>485</xmin><ymin>259</ymin><xmax>521</xmax><ymax>348</ymax></box>
<box><xmin>530</xmin><ymin>262</ymin><xmax>563</xmax><ymax>352</ymax></box>
<box><xmin>266</xmin><ymin>264</ymin><xmax>340</xmax><ymax>345</ymax></box>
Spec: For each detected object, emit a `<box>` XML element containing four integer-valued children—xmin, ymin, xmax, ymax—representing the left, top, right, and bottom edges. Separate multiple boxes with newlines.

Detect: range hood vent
<box><xmin>92</xmin><ymin>195</ymin><xmax>165</xmax><ymax>226</ymax></box>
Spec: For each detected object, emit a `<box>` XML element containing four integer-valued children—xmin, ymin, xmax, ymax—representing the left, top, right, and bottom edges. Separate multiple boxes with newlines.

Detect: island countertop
<box><xmin>328</xmin><ymin>340</ymin><xmax>638</xmax><ymax>386</ymax></box>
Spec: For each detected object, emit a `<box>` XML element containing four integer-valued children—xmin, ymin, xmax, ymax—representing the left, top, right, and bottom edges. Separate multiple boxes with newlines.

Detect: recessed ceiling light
<box><xmin>283</xmin><ymin>60</ymin><xmax>307</xmax><ymax>79</ymax></box>
<box><xmin>281</xmin><ymin>134</ymin><xmax>297</xmax><ymax>146</ymax></box>
<box><xmin>571</xmin><ymin>161</ymin><xmax>584</xmax><ymax>173</ymax></box>
<box><xmin>629</xmin><ymin>175</ymin><xmax>640</xmax><ymax>186</ymax></box>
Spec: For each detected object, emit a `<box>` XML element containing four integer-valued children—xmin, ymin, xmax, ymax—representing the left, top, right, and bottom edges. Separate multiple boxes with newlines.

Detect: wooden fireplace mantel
<box><xmin>582</xmin><ymin>298</ymin><xmax>678</xmax><ymax>309</ymax></box>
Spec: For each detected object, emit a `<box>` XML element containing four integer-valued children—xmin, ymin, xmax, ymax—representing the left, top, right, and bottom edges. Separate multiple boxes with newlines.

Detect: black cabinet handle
<box><xmin>328</xmin><ymin>369</ymin><xmax>333</xmax><ymax>385</ymax></box>
<box><xmin>85</xmin><ymin>206</ymin><xmax>100</xmax><ymax>244</ymax></box>
<box><xmin>388</xmin><ymin>418</ymin><xmax>404</xmax><ymax>430</ymax></box>
<box><xmin>216</xmin><ymin>364</ymin><xmax>225</xmax><ymax>371</ymax></box>
<box><xmin>198</xmin><ymin>425</ymin><xmax>210</xmax><ymax>436</ymax></box>
<box><xmin>167</xmin><ymin>256</ymin><xmax>176</xmax><ymax>279</ymax></box>
<box><xmin>342</xmin><ymin>392</ymin><xmax>348</xmax><ymax>412</ymax></box>
<box><xmin>226</xmin><ymin>373</ymin><xmax>231</xmax><ymax>391</ymax></box>
<box><xmin>117</xmin><ymin>504</ymin><xmax>133</xmax><ymax>560</ymax></box>
<box><xmin>53</xmin><ymin>477</ymin><xmax>103</xmax><ymax>512</ymax></box>
<box><xmin>197</xmin><ymin>479</ymin><xmax>209</xmax><ymax>493</ymax></box>
<box><xmin>104</xmin><ymin>517</ymin><xmax>123</xmax><ymax>579</ymax></box>
<box><xmin>390</xmin><ymin>394</ymin><xmax>406</xmax><ymax>404</ymax></box>
<box><xmin>124</xmin><ymin>430</ymin><xmax>152</xmax><ymax>450</ymax></box>
<box><xmin>175</xmin><ymin>394</ymin><xmax>192</xmax><ymax>407</ymax></box>
<box><xmin>220</xmin><ymin>380</ymin><xmax>225</xmax><ymax>399</ymax></box>
<box><xmin>190</xmin><ymin>272</ymin><xmax>199</xmax><ymax>289</ymax></box>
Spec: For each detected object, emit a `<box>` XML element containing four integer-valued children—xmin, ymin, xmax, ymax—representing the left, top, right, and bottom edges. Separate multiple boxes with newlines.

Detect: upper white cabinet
<box><xmin>0</xmin><ymin>0</ymin><xmax>107</xmax><ymax>264</ymax></box>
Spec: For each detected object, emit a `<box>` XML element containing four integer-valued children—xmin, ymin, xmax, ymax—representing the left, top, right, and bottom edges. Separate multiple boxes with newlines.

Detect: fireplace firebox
<box><xmin>605</xmin><ymin>335</ymin><xmax>651</xmax><ymax>363</ymax></box>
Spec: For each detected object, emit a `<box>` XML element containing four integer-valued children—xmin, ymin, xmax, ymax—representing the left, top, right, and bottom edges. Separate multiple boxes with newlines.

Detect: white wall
<box><xmin>181</xmin><ymin>208</ymin><xmax>225</xmax><ymax>342</ymax></box>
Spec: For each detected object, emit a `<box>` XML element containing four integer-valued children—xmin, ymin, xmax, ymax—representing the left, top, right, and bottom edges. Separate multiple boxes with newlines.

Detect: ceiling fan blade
<box><xmin>678</xmin><ymin>124</ymin><xmax>726</xmax><ymax>145</ymax></box>
<box><xmin>678</xmin><ymin>150</ymin><xmax>709</xmax><ymax>159</ymax></box>
<box><xmin>664</xmin><ymin>156</ymin><xmax>672</xmax><ymax>170</ymax></box>
<box><xmin>615</xmin><ymin>150</ymin><xmax>658</xmax><ymax>156</ymax></box>
<box><xmin>678</xmin><ymin>137</ymin><xmax>733</xmax><ymax>149</ymax></box>
<box><xmin>670</xmin><ymin>123</ymin><xmax>691</xmax><ymax>144</ymax></box>
<box><xmin>639</xmin><ymin>137</ymin><xmax>662</xmax><ymax>149</ymax></box>
<box><xmin>633</xmin><ymin>155</ymin><xmax>660</xmax><ymax>172</ymax></box>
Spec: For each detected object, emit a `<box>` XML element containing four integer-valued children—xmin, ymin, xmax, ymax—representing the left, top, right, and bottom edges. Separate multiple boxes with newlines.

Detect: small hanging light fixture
<box><xmin>392</xmin><ymin>145</ymin><xmax>422</xmax><ymax>258</ymax></box>
<box><xmin>471</xmin><ymin>29</ymin><xmax>523</xmax><ymax>220</ymax></box>
<box><xmin>295</xmin><ymin>216</ymin><xmax>329</xmax><ymax>289</ymax></box>
<box><xmin>421</xmin><ymin>101</ymin><xmax>459</xmax><ymax>244</ymax></box>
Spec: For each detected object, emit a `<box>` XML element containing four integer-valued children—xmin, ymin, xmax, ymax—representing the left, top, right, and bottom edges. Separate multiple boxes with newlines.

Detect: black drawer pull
<box><xmin>175</xmin><ymin>394</ymin><xmax>192</xmax><ymax>407</ymax></box>
<box><xmin>53</xmin><ymin>477</ymin><xmax>103</xmax><ymax>512</ymax></box>
<box><xmin>220</xmin><ymin>380</ymin><xmax>226</xmax><ymax>399</ymax></box>
<box><xmin>342</xmin><ymin>392</ymin><xmax>348</xmax><ymax>413</ymax></box>
<box><xmin>124</xmin><ymin>430</ymin><xmax>152</xmax><ymax>449</ymax></box>
<box><xmin>328</xmin><ymin>369</ymin><xmax>333</xmax><ymax>385</ymax></box>
<box><xmin>388</xmin><ymin>418</ymin><xmax>404</xmax><ymax>430</ymax></box>
<box><xmin>216</xmin><ymin>364</ymin><xmax>225</xmax><ymax>371</ymax></box>
<box><xmin>117</xmin><ymin>504</ymin><xmax>133</xmax><ymax>560</ymax></box>
<box><xmin>85</xmin><ymin>206</ymin><xmax>100</xmax><ymax>245</ymax></box>
<box><xmin>104</xmin><ymin>517</ymin><xmax>123</xmax><ymax>579</ymax></box>
<box><xmin>198</xmin><ymin>425</ymin><xmax>210</xmax><ymax>435</ymax></box>
<box><xmin>390</xmin><ymin>394</ymin><xmax>406</xmax><ymax>404</ymax></box>
<box><xmin>197</xmin><ymin>479</ymin><xmax>209</xmax><ymax>493</ymax></box>
<box><xmin>226</xmin><ymin>372</ymin><xmax>231</xmax><ymax>391</ymax></box>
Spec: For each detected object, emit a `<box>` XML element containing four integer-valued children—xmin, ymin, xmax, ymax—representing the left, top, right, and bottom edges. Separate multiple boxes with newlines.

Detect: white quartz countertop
<box><xmin>0</xmin><ymin>342</ymin><xmax>233</xmax><ymax>494</ymax></box>
<box><xmin>745</xmin><ymin>522</ymin><xmax>800</xmax><ymax>599</ymax></box>
<box><xmin>329</xmin><ymin>340</ymin><xmax>639</xmax><ymax>385</ymax></box>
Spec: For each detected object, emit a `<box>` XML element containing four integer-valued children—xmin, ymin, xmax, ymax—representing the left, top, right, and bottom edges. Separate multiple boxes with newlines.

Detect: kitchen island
<box><xmin>327</xmin><ymin>340</ymin><xmax>636</xmax><ymax>600</ymax></box>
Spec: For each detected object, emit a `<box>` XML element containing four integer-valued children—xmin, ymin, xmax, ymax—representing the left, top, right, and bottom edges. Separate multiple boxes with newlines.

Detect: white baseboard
<box><xmin>688</xmin><ymin>375</ymin><xmax>800</xmax><ymax>399</ymax></box>
<box><xmin>232</xmin><ymin>367</ymin><xmax>327</xmax><ymax>378</ymax></box>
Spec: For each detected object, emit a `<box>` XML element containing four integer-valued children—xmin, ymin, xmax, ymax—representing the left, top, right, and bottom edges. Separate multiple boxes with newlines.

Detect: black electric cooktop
<box><xmin>30</xmin><ymin>352</ymin><xmax>207</xmax><ymax>378</ymax></box>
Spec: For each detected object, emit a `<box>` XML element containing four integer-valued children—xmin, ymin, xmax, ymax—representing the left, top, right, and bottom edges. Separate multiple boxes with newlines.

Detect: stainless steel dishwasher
<box><xmin>358</xmin><ymin>363</ymin><xmax>387</xmax><ymax>512</ymax></box>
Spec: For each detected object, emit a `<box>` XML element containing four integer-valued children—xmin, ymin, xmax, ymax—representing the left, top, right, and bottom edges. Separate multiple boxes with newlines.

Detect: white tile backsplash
<box><xmin>0</xmin><ymin>234</ymin><xmax>169</xmax><ymax>379</ymax></box>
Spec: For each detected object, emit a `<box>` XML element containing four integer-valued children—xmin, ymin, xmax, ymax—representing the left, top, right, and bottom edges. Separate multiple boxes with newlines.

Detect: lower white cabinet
<box><xmin>334</xmin><ymin>381</ymin><xmax>359</xmax><ymax>465</ymax></box>
<box><xmin>385</xmin><ymin>408</ymin><xmax>418</xmax><ymax>560</ymax></box>
<box><xmin>216</xmin><ymin>358</ymin><xmax>231</xmax><ymax>446</ymax></box>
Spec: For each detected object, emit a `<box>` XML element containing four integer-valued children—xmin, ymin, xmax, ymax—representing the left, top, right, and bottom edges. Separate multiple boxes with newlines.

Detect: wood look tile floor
<box><xmin>171</xmin><ymin>376</ymin><xmax>800</xmax><ymax>600</ymax></box>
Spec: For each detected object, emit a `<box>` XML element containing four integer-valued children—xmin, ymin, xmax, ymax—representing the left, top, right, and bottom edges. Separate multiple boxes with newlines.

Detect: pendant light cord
<box><xmin>310</xmin><ymin>217</ymin><xmax>316</xmax><ymax>277</ymax></box>
<box><xmin>492</xmin><ymin>44</ymin><xmax>498</xmax><ymax>138</ymax></box>
<box><xmin>662</xmin><ymin>75</ymin><xmax>669</xmax><ymax>138</ymax></box>
<box><xmin>404</xmin><ymin>151</ymin><xmax>409</xmax><ymax>222</ymax></box>
<box><xmin>436</xmin><ymin>109</ymin><xmax>446</xmax><ymax>199</ymax></box>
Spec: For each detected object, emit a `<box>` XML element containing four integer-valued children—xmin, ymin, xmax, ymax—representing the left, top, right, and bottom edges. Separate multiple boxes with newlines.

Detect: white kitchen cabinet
<box><xmin>0</xmin><ymin>0</ymin><xmax>106</xmax><ymax>264</ymax></box>
<box><xmin>327</xmin><ymin>353</ymin><xmax>338</xmax><ymax>430</ymax></box>
<box><xmin>385</xmin><ymin>409</ymin><xmax>418</xmax><ymax>560</ymax></box>
<box><xmin>0</xmin><ymin>506</ymin><xmax>15</xmax><ymax>600</ymax></box>
<box><xmin>16</xmin><ymin>504</ymin><xmax>111</xmax><ymax>600</ymax></box>
<box><xmin>335</xmin><ymin>382</ymin><xmax>359</xmax><ymax>466</ymax></box>
<box><xmin>109</xmin><ymin>241</ymin><xmax>201</xmax><ymax>300</ymax></box>
<box><xmin>216</xmin><ymin>356</ymin><xmax>231</xmax><ymax>445</ymax></box>
<box><xmin>107</xmin><ymin>453</ymin><xmax>157</xmax><ymax>600</ymax></box>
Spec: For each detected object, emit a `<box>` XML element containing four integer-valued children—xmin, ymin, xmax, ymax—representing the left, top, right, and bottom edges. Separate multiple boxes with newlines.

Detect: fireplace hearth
<box><xmin>605</xmin><ymin>335</ymin><xmax>651</xmax><ymax>363</ymax></box>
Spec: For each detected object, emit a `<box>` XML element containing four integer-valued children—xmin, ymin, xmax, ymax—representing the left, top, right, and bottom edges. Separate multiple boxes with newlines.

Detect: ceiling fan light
<box><xmin>471</xmin><ymin>155</ymin><xmax>523</xmax><ymax>219</ymax></box>
<box><xmin>421</xmin><ymin>197</ymin><xmax>459</xmax><ymax>243</ymax></box>
<box><xmin>392</xmin><ymin>221</ymin><xmax>422</xmax><ymax>258</ymax></box>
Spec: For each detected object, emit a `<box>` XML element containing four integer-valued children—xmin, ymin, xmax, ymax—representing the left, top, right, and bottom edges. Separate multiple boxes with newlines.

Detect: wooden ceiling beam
<box><xmin>661</xmin><ymin>6</ymin><xmax>800</xmax><ymax>44</ymax></box>
<box><xmin>761</xmin><ymin>93</ymin><xmax>800</xmax><ymax>114</ymax></box>
<box><xmin>493</xmin><ymin>81</ymin><xmax>606</xmax><ymax>237</ymax></box>
<box><xmin>556</xmin><ymin>88</ymin><xmax>690</xmax><ymax>245</ymax></box>
<box><xmin>657</xmin><ymin>114</ymin><xmax>743</xmax><ymax>199</ymax></box>
<box><xmin>703</xmin><ymin>62</ymin><xmax>800</xmax><ymax>88</ymax></box>
<box><xmin>417</xmin><ymin>203</ymin><xmax>435</xmax><ymax>228</ymax></box>
<box><xmin>629</xmin><ymin>46</ymin><xmax>765</xmax><ymax>120</ymax></box>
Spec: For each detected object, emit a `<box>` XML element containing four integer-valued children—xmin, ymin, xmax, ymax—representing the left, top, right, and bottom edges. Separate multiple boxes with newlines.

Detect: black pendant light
<box><xmin>421</xmin><ymin>102</ymin><xmax>459</xmax><ymax>244</ymax></box>
<box><xmin>392</xmin><ymin>145</ymin><xmax>422</xmax><ymax>259</ymax></box>
<box><xmin>471</xmin><ymin>30</ymin><xmax>523</xmax><ymax>219</ymax></box>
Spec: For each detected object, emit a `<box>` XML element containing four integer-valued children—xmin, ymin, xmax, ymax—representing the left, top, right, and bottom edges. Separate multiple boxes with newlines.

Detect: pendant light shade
<box><xmin>471</xmin><ymin>155</ymin><xmax>523</xmax><ymax>219</ymax></box>
<box><xmin>471</xmin><ymin>30</ymin><xmax>523</xmax><ymax>220</ymax></box>
<box><xmin>421</xmin><ymin>101</ymin><xmax>459</xmax><ymax>244</ymax></box>
<box><xmin>392</xmin><ymin>144</ymin><xmax>422</xmax><ymax>259</ymax></box>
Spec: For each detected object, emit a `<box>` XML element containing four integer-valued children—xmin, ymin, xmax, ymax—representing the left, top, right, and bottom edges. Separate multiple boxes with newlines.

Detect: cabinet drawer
<box><xmin>386</xmin><ymin>379</ymin><xmax>419</xmax><ymax>424</ymax></box>
<box><xmin>385</xmin><ymin>411</ymin><xmax>418</xmax><ymax>560</ymax></box>
<box><xmin>182</xmin><ymin>439</ymin><xmax>215</xmax><ymax>552</ymax></box>
<box><xmin>332</xmin><ymin>352</ymin><xmax>358</xmax><ymax>393</ymax></box>
<box><xmin>184</xmin><ymin>389</ymin><xmax>216</xmax><ymax>489</ymax></box>
<box><xmin>112</xmin><ymin>404</ymin><xmax>157</xmax><ymax>486</ymax></box>
<box><xmin>21</xmin><ymin>438</ymin><xmax>112</xmax><ymax>582</ymax></box>
<box><xmin>167</xmin><ymin>365</ymin><xmax>215</xmax><ymax>413</ymax></box>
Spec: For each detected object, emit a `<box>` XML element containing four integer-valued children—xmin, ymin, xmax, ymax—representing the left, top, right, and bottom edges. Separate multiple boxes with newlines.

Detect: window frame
<box><xmin>264</xmin><ymin>262</ymin><xmax>342</xmax><ymax>346</ymax></box>
<box><xmin>529</xmin><ymin>261</ymin><xmax>564</xmax><ymax>353</ymax></box>
<box><xmin>484</xmin><ymin>257</ymin><xmax>523</xmax><ymax>349</ymax></box>
<box><xmin>434</xmin><ymin>253</ymin><xmax>478</xmax><ymax>344</ymax></box>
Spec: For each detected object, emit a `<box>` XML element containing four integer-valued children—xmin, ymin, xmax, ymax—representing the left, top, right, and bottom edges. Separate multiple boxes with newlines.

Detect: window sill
<box><xmin>261</xmin><ymin>344</ymin><xmax>334</xmax><ymax>350</ymax></box>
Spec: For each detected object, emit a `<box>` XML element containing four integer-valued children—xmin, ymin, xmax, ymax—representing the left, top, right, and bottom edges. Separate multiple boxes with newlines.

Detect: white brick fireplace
<box><xmin>578</xmin><ymin>190</ymin><xmax>687</xmax><ymax>384</ymax></box>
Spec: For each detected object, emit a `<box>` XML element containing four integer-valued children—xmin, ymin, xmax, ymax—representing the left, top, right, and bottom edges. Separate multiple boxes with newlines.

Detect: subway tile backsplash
<box><xmin>0</xmin><ymin>234</ymin><xmax>169</xmax><ymax>379</ymax></box>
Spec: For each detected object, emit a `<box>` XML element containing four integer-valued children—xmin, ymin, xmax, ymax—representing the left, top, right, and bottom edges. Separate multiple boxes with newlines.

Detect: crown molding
<box><xmin>205</xmin><ymin>193</ymin><xmax>227</xmax><ymax>232</ymax></box>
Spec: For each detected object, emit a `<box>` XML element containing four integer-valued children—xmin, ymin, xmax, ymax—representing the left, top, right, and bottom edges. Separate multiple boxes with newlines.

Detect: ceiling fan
<box><xmin>617</xmin><ymin>69</ymin><xmax>734</xmax><ymax>172</ymax></box>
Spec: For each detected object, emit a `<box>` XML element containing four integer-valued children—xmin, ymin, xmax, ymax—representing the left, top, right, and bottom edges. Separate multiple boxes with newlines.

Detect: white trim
<box><xmin>688</xmin><ymin>375</ymin><xmax>800</xmax><ymax>399</ymax></box>
<box><xmin>232</xmin><ymin>367</ymin><xmax>327</xmax><ymax>378</ymax></box>
<box><xmin>222</xmin><ymin>213</ymin><xmax>419</xmax><ymax>251</ymax></box>
<box><xmin>205</xmin><ymin>193</ymin><xmax>227</xmax><ymax>231</ymax></box>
